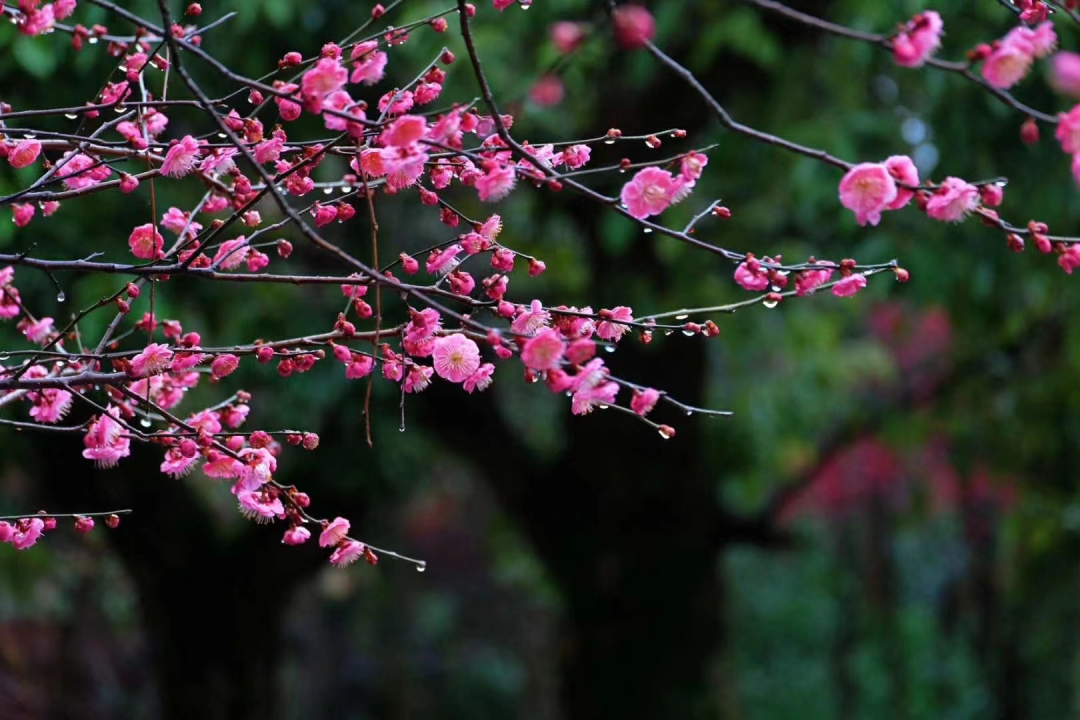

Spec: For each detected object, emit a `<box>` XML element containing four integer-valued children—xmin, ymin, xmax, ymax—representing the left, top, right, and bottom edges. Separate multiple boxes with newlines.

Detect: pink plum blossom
<box><xmin>1058</xmin><ymin>244</ymin><xmax>1080</xmax><ymax>274</ymax></box>
<box><xmin>631</xmin><ymin>388</ymin><xmax>660</xmax><ymax>416</ymax></box>
<box><xmin>562</xmin><ymin>144</ymin><xmax>591</xmax><ymax>169</ymax></box>
<box><xmin>611</xmin><ymin>4</ymin><xmax>655</xmax><ymax>50</ymax></box>
<box><xmin>130</xmin><ymin>343</ymin><xmax>174</xmax><ymax>377</ymax></box>
<box><xmin>511</xmin><ymin>299</ymin><xmax>551</xmax><ymax>336</ymax></box>
<box><xmin>571</xmin><ymin>381</ymin><xmax>619</xmax><ymax>415</ymax></box>
<box><xmin>29</xmin><ymin>389</ymin><xmax>72</xmax><ymax>424</ymax></box>
<box><xmin>734</xmin><ymin>259</ymin><xmax>770</xmax><ymax>292</ymax></box>
<box><xmin>346</xmin><ymin>355</ymin><xmax>375</xmax><ymax>379</ymax></box>
<box><xmin>925</xmin><ymin>177</ymin><xmax>979</xmax><ymax>223</ymax></box>
<box><xmin>551</xmin><ymin>22</ymin><xmax>586</xmax><ymax>54</ymax></box>
<box><xmin>795</xmin><ymin>264</ymin><xmax>835</xmax><ymax>296</ymax></box>
<box><xmin>320</xmin><ymin>517</ymin><xmax>350</xmax><ymax>547</ymax></box>
<box><xmin>11</xmin><ymin>519</ymin><xmax>44</xmax><ymax>550</ymax></box>
<box><xmin>891</xmin><ymin>11</ymin><xmax>943</xmax><ymax>68</ymax></box>
<box><xmin>211</xmin><ymin>354</ymin><xmax>239</xmax><ymax>378</ymax></box>
<box><xmin>330</xmin><ymin>539</ymin><xmax>366</xmax><ymax>567</ymax></box>
<box><xmin>476</xmin><ymin>163</ymin><xmax>516</xmax><ymax>201</ymax></box>
<box><xmin>1050</xmin><ymin>52</ymin><xmax>1080</xmax><ymax>97</ymax></box>
<box><xmin>620</xmin><ymin>167</ymin><xmax>680</xmax><ymax>220</ymax></box>
<box><xmin>301</xmin><ymin>57</ymin><xmax>347</xmax><ymax>110</ymax></box>
<box><xmin>832</xmin><ymin>274</ymin><xmax>867</xmax><ymax>298</ymax></box>
<box><xmin>464</xmin><ymin>363</ymin><xmax>495</xmax><ymax>393</ymax></box>
<box><xmin>238</xmin><ymin>490</ymin><xmax>285</xmax><ymax>522</ymax></box>
<box><xmin>12</xmin><ymin>203</ymin><xmax>34</xmax><ymax>227</ymax></box>
<box><xmin>380</xmin><ymin>115</ymin><xmax>427</xmax><ymax>147</ymax></box>
<box><xmin>82</xmin><ymin>406</ymin><xmax>131</xmax><ymax>468</ymax></box>
<box><xmin>404</xmin><ymin>365</ymin><xmax>434</xmax><ymax>393</ymax></box>
<box><xmin>213</xmin><ymin>237</ymin><xmax>250</xmax><ymax>269</ymax></box>
<box><xmin>161</xmin><ymin>135</ymin><xmax>202</xmax><ymax>177</ymax></box>
<box><xmin>161</xmin><ymin>447</ymin><xmax>199</xmax><ymax>478</ymax></box>
<box><xmin>350</xmin><ymin>41</ymin><xmax>388</xmax><ymax>85</ymax></box>
<box><xmin>128</xmin><ymin>223</ymin><xmax>164</xmax><ymax>260</ymax></box>
<box><xmin>283</xmin><ymin>526</ymin><xmax>311</xmax><ymax>545</ymax></box>
<box><xmin>432</xmin><ymin>334</ymin><xmax>482</xmax><ymax>383</ymax></box>
<box><xmin>983</xmin><ymin>44</ymin><xmax>1033</xmax><ymax>89</ymax></box>
<box><xmin>979</xmin><ymin>24</ymin><xmax>1054</xmax><ymax>89</ymax></box>
<box><xmin>8</xmin><ymin>139</ymin><xmax>41</xmax><ymax>169</ymax></box>
<box><xmin>680</xmin><ymin>151</ymin><xmax>708</xmax><ymax>180</ymax></box>
<box><xmin>521</xmin><ymin>328</ymin><xmax>566</xmax><ymax>371</ymax></box>
<box><xmin>20</xmin><ymin>316</ymin><xmax>53</xmax><ymax>344</ymax></box>
<box><xmin>838</xmin><ymin>163</ymin><xmax>897</xmax><ymax>226</ymax></box>
<box><xmin>884</xmin><ymin>155</ymin><xmax>919</xmax><ymax>210</ymax></box>
<box><xmin>1056</xmin><ymin>105</ymin><xmax>1080</xmax><ymax>154</ymax></box>
<box><xmin>596</xmin><ymin>307</ymin><xmax>634</xmax><ymax>342</ymax></box>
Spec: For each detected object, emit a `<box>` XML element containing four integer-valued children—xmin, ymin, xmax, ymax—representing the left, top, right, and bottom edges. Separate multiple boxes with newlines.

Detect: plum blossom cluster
<box><xmin>0</xmin><ymin>1</ymin><xmax>730</xmax><ymax>566</ymax></box>
<box><xmin>0</xmin><ymin>511</ymin><xmax>122</xmax><ymax>551</ymax></box>
<box><xmin>891</xmin><ymin>11</ymin><xmax>944</xmax><ymax>68</ymax></box>
<box><xmin>977</xmin><ymin>21</ymin><xmax>1057</xmax><ymax>90</ymax></box>
<box><xmin>5</xmin><ymin>0</ymin><xmax>1080</xmax><ymax>566</ymax></box>
<box><xmin>619</xmin><ymin>151</ymin><xmax>706</xmax><ymax>220</ymax></box>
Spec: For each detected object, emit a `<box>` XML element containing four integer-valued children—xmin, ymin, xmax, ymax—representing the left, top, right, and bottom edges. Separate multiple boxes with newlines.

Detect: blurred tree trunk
<box><xmin>425</xmin><ymin>336</ymin><xmax>748</xmax><ymax>718</ymax></box>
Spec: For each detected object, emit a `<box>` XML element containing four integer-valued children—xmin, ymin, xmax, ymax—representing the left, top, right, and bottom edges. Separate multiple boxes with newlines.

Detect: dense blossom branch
<box><xmin>1</xmin><ymin>0</ymin><xmax>1079</xmax><ymax>567</ymax></box>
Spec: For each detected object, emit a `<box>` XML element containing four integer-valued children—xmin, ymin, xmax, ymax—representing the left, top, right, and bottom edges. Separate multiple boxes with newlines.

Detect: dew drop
<box><xmin>23</xmin><ymin>134</ymin><xmax>36</xmax><ymax>140</ymax></box>
<box><xmin>139</xmin><ymin>417</ymin><xmax>152</xmax><ymax>428</ymax></box>
<box><xmin>0</xmin><ymin>353</ymin><xmax>9</xmax><ymax>362</ymax></box>
<box><xmin>604</xmin><ymin>139</ymin><xmax>616</xmax><ymax>145</ymax></box>
<box><xmin>763</xmin><ymin>298</ymin><xmax>779</xmax><ymax>309</ymax></box>
<box><xmin>619</xmin><ymin>168</ymin><xmax>626</xmax><ymax>173</ymax></box>
<box><xmin>681</xmin><ymin>330</ymin><xmax>695</xmax><ymax>336</ymax></box>
<box><xmin>643</xmin><ymin>228</ymin><xmax>652</xmax><ymax>234</ymax></box>
<box><xmin>88</xmin><ymin>37</ymin><xmax>99</xmax><ymax>44</ymax></box>
<box><xmin>323</xmin><ymin>187</ymin><xmax>333</xmax><ymax>195</ymax></box>
<box><xmin>658</xmin><ymin>427</ymin><xmax>674</xmax><ymax>439</ymax></box>
<box><xmin>663</xmin><ymin>330</ymin><xmax>674</xmax><ymax>336</ymax></box>
<box><xmin>64</xmin><ymin>113</ymin><xmax>78</xmax><ymax>120</ymax></box>
<box><xmin>685</xmin><ymin>410</ymin><xmax>693</xmax><ymax>417</ymax></box>
<box><xmin>598</xmin><ymin>404</ymin><xmax>609</xmax><ymax>410</ymax></box>
<box><xmin>113</xmin><ymin>106</ymin><xmax>126</xmax><ymax>114</ymax></box>
<box><xmin>603</xmin><ymin>344</ymin><xmax>616</xmax><ymax>353</ymax></box>
<box><xmin>56</xmin><ymin>291</ymin><xmax>66</xmax><ymax>303</ymax></box>
<box><xmin>675</xmin><ymin>314</ymin><xmax>689</xmax><ymax>320</ymax></box>
<box><xmin>398</xmin><ymin>425</ymin><xmax>406</xmax><ymax>432</ymax></box>
<box><xmin>217</xmin><ymin>132</ymin><xmax>227</xmax><ymax>139</ymax></box>
<box><xmin>416</xmin><ymin>562</ymin><xmax>427</xmax><ymax>573</ymax></box>
<box><xmin>770</xmin><ymin>285</ymin><xmax>781</xmax><ymax>293</ymax></box>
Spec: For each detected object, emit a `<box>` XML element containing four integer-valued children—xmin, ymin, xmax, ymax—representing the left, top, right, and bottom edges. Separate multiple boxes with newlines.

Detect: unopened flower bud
<box><xmin>1021</xmin><ymin>117</ymin><xmax>1039</xmax><ymax>145</ymax></box>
